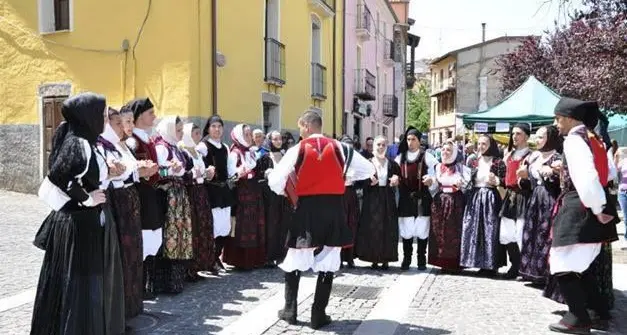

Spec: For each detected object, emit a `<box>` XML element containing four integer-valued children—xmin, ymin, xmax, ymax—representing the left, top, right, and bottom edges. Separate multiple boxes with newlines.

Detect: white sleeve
<box><xmin>267</xmin><ymin>143</ymin><xmax>300</xmax><ymax>195</ymax></box>
<box><xmin>227</xmin><ymin>147</ymin><xmax>238</xmax><ymax>177</ymax></box>
<box><xmin>197</xmin><ymin>142</ymin><xmax>208</xmax><ymax>157</ymax></box>
<box><xmin>156</xmin><ymin>144</ymin><xmax>184</xmax><ymax>177</ymax></box>
<box><xmin>394</xmin><ymin>155</ymin><xmax>401</xmax><ymax>165</ymax></box>
<box><xmin>563</xmin><ymin>135</ymin><xmax>607</xmax><ymax>215</ymax></box>
<box><xmin>338</xmin><ymin>141</ymin><xmax>375</xmax><ymax>183</ymax></box>
<box><xmin>424</xmin><ymin>151</ymin><xmax>439</xmax><ymax>193</ymax></box>
<box><xmin>607</xmin><ymin>149</ymin><xmax>618</xmax><ymax>183</ymax></box>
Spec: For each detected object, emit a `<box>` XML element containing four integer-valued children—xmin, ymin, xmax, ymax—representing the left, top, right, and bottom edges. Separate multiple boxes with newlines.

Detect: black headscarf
<box><xmin>122</xmin><ymin>97</ymin><xmax>153</xmax><ymax>122</ymax></box>
<box><xmin>594</xmin><ymin>112</ymin><xmax>612</xmax><ymax>152</ymax></box>
<box><xmin>339</xmin><ymin>135</ymin><xmax>353</xmax><ymax>145</ymax></box>
<box><xmin>507</xmin><ymin>122</ymin><xmax>531</xmax><ymax>152</ymax></box>
<box><xmin>49</xmin><ymin>93</ymin><xmax>107</xmax><ymax>168</ymax></box>
<box><xmin>202</xmin><ymin>115</ymin><xmax>224</xmax><ymax>137</ymax></box>
<box><xmin>539</xmin><ymin>125</ymin><xmax>563</xmax><ymax>154</ymax></box>
<box><xmin>398</xmin><ymin>127</ymin><xmax>422</xmax><ymax>163</ymax></box>
<box><xmin>480</xmin><ymin>135</ymin><xmax>501</xmax><ymax>158</ymax></box>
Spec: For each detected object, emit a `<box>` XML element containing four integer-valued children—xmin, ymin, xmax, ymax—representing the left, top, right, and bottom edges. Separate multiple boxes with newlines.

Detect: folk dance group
<box><xmin>30</xmin><ymin>91</ymin><xmax>617</xmax><ymax>334</ymax></box>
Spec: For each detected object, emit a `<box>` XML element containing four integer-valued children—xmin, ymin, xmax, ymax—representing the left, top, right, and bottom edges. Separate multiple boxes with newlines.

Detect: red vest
<box><xmin>587</xmin><ymin>132</ymin><xmax>610</xmax><ymax>187</ymax></box>
<box><xmin>295</xmin><ymin>137</ymin><xmax>345</xmax><ymax>196</ymax></box>
<box><xmin>132</xmin><ymin>133</ymin><xmax>160</xmax><ymax>185</ymax></box>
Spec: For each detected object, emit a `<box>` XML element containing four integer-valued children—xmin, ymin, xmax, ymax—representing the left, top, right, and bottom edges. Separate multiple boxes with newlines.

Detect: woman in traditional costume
<box><xmin>223</xmin><ymin>124</ymin><xmax>267</xmax><ymax>269</ymax></box>
<box><xmin>427</xmin><ymin>140</ymin><xmax>470</xmax><ymax>272</ymax></box>
<box><xmin>31</xmin><ymin>93</ymin><xmax>125</xmax><ymax>335</ymax></box>
<box><xmin>198</xmin><ymin>115</ymin><xmax>234</xmax><ymax>271</ymax></box>
<box><xmin>338</xmin><ymin>135</ymin><xmax>361</xmax><ymax>268</ymax></box>
<box><xmin>98</xmin><ymin>107</ymin><xmax>157</xmax><ymax>322</ymax></box>
<box><xmin>518</xmin><ymin>125</ymin><xmax>562</xmax><ymax>284</ymax></box>
<box><xmin>354</xmin><ymin>136</ymin><xmax>400</xmax><ymax>270</ymax></box>
<box><xmin>154</xmin><ymin>116</ymin><xmax>194</xmax><ymax>293</ymax></box>
<box><xmin>180</xmin><ymin>123</ymin><xmax>218</xmax><ymax>277</ymax></box>
<box><xmin>459</xmin><ymin>135</ymin><xmax>506</xmax><ymax>276</ymax></box>
<box><xmin>257</xmin><ymin>130</ymin><xmax>292</xmax><ymax>266</ymax></box>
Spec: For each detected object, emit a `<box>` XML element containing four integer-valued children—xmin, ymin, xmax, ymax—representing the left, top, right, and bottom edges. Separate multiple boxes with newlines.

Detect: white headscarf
<box><xmin>182</xmin><ymin>123</ymin><xmax>197</xmax><ymax>147</ymax></box>
<box><xmin>441</xmin><ymin>141</ymin><xmax>458</xmax><ymax>165</ymax></box>
<box><xmin>101</xmin><ymin>123</ymin><xmax>120</xmax><ymax>145</ymax></box>
<box><xmin>155</xmin><ymin>116</ymin><xmax>180</xmax><ymax>146</ymax></box>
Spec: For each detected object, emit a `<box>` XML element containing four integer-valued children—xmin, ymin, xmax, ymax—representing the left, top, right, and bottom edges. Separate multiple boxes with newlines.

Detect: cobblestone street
<box><xmin>1</xmin><ymin>190</ymin><xmax>626</xmax><ymax>335</ymax></box>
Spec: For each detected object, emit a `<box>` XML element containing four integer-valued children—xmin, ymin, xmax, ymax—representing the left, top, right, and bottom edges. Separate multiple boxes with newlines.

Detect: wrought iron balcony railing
<box><xmin>264</xmin><ymin>37</ymin><xmax>286</xmax><ymax>84</ymax></box>
<box><xmin>354</xmin><ymin>68</ymin><xmax>376</xmax><ymax>100</ymax></box>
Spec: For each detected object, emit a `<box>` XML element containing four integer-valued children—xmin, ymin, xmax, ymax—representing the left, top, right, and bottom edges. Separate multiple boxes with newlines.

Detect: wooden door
<box><xmin>43</xmin><ymin>97</ymin><xmax>66</xmax><ymax>174</ymax></box>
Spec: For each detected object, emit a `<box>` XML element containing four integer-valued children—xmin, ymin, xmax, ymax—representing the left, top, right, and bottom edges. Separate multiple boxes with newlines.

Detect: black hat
<box><xmin>122</xmin><ymin>97</ymin><xmax>154</xmax><ymax>122</ymax></box>
<box><xmin>554</xmin><ymin>97</ymin><xmax>600</xmax><ymax>127</ymax></box>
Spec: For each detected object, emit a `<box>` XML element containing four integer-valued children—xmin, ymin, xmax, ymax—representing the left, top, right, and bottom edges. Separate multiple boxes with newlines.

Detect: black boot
<box><xmin>401</xmin><ymin>239</ymin><xmax>413</xmax><ymax>270</ymax></box>
<box><xmin>417</xmin><ymin>238</ymin><xmax>428</xmax><ymax>270</ymax></box>
<box><xmin>214</xmin><ymin>237</ymin><xmax>226</xmax><ymax>272</ymax></box>
<box><xmin>278</xmin><ymin>270</ymin><xmax>301</xmax><ymax>325</ymax></box>
<box><xmin>311</xmin><ymin>272</ymin><xmax>333</xmax><ymax>330</ymax></box>
<box><xmin>549</xmin><ymin>273</ymin><xmax>591</xmax><ymax>334</ymax></box>
<box><xmin>503</xmin><ymin>243</ymin><xmax>521</xmax><ymax>280</ymax></box>
<box><xmin>143</xmin><ymin>256</ymin><xmax>156</xmax><ymax>300</ymax></box>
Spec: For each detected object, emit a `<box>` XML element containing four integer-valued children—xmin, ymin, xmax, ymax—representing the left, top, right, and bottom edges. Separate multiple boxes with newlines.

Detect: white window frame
<box><xmin>39</xmin><ymin>0</ymin><xmax>74</xmax><ymax>34</ymax></box>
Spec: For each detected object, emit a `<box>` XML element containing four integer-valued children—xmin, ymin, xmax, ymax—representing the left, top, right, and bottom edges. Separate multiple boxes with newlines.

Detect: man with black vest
<box><xmin>549</xmin><ymin>97</ymin><xmax>619</xmax><ymax>334</ymax></box>
<box><xmin>268</xmin><ymin>111</ymin><xmax>375</xmax><ymax>329</ymax></box>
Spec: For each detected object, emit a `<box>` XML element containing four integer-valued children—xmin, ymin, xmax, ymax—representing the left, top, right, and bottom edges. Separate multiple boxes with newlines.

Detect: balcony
<box><xmin>382</xmin><ymin>94</ymin><xmax>399</xmax><ymax>117</ymax></box>
<box><xmin>354</xmin><ymin>69</ymin><xmax>376</xmax><ymax>100</ymax></box>
<box><xmin>264</xmin><ymin>38</ymin><xmax>285</xmax><ymax>85</ymax></box>
<box><xmin>311</xmin><ymin>63</ymin><xmax>327</xmax><ymax>100</ymax></box>
<box><xmin>383</xmin><ymin>39</ymin><xmax>395</xmax><ymax>65</ymax></box>
<box><xmin>308</xmin><ymin>0</ymin><xmax>335</xmax><ymax>17</ymax></box>
<box><xmin>356</xmin><ymin>4</ymin><xmax>372</xmax><ymax>40</ymax></box>
<box><xmin>431</xmin><ymin>77</ymin><xmax>456</xmax><ymax>96</ymax></box>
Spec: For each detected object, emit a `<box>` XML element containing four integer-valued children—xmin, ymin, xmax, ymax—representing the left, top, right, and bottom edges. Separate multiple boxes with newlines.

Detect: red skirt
<box><xmin>223</xmin><ymin>179</ymin><xmax>266</xmax><ymax>269</ymax></box>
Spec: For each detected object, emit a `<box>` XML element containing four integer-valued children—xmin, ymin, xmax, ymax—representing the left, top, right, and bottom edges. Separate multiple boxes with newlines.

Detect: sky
<box><xmin>408</xmin><ymin>0</ymin><xmax>583</xmax><ymax>59</ymax></box>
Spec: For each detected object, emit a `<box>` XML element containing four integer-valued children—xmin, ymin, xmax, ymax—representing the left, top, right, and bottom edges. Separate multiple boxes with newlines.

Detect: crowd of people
<box><xmin>30</xmin><ymin>92</ymin><xmax>619</xmax><ymax>335</ymax></box>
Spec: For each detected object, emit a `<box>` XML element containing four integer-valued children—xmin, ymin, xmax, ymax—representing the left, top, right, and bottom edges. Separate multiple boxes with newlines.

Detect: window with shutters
<box><xmin>39</xmin><ymin>0</ymin><xmax>72</xmax><ymax>33</ymax></box>
<box><xmin>42</xmin><ymin>97</ymin><xmax>67</xmax><ymax>174</ymax></box>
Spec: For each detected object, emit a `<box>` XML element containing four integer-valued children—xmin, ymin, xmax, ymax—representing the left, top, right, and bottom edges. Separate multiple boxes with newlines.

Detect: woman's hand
<box><xmin>389</xmin><ymin>175</ymin><xmax>399</xmax><ymax>187</ymax></box>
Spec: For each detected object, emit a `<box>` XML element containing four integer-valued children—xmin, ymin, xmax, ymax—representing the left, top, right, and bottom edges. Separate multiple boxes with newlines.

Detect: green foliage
<box><xmin>406</xmin><ymin>82</ymin><xmax>431</xmax><ymax>132</ymax></box>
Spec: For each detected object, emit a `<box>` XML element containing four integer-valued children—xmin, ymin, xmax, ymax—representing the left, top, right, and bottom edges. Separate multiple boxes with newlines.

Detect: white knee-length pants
<box><xmin>399</xmin><ymin>216</ymin><xmax>430</xmax><ymax>239</ymax></box>
<box><xmin>279</xmin><ymin>246</ymin><xmax>342</xmax><ymax>273</ymax></box>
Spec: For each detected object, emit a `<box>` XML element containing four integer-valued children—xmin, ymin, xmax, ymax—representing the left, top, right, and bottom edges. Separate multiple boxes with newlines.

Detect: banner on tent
<box><xmin>473</xmin><ymin>122</ymin><xmax>488</xmax><ymax>133</ymax></box>
<box><xmin>495</xmin><ymin>122</ymin><xmax>510</xmax><ymax>133</ymax></box>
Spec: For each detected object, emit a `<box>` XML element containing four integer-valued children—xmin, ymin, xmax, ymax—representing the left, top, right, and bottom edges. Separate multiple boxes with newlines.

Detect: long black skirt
<box><xmin>31</xmin><ymin>205</ymin><xmax>125</xmax><ymax>335</ymax></box>
<box><xmin>341</xmin><ymin>186</ymin><xmax>360</xmax><ymax>261</ymax></box>
<box><xmin>263</xmin><ymin>185</ymin><xmax>291</xmax><ymax>262</ymax></box>
<box><xmin>459</xmin><ymin>187</ymin><xmax>505</xmax><ymax>270</ymax></box>
<box><xmin>108</xmin><ymin>186</ymin><xmax>144</xmax><ymax>319</ymax></box>
<box><xmin>355</xmin><ymin>186</ymin><xmax>398</xmax><ymax>263</ymax></box>
<box><xmin>519</xmin><ymin>185</ymin><xmax>554</xmax><ymax>282</ymax></box>
<box><xmin>187</xmin><ymin>183</ymin><xmax>216</xmax><ymax>274</ymax></box>
<box><xmin>287</xmin><ymin>195</ymin><xmax>353</xmax><ymax>248</ymax></box>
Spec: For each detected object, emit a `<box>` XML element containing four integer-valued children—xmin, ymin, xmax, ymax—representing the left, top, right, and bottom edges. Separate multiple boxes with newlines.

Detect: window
<box><xmin>265</xmin><ymin>0</ymin><xmax>279</xmax><ymax>40</ymax></box>
<box><xmin>439</xmin><ymin>69</ymin><xmax>444</xmax><ymax>89</ymax></box>
<box><xmin>39</xmin><ymin>0</ymin><xmax>71</xmax><ymax>33</ymax></box>
<box><xmin>311</xmin><ymin>16</ymin><xmax>321</xmax><ymax>64</ymax></box>
<box><xmin>382</xmin><ymin>126</ymin><xmax>388</xmax><ymax>138</ymax></box>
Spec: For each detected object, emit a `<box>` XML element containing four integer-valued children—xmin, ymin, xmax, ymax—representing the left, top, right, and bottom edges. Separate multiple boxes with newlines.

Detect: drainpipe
<box><xmin>341</xmin><ymin>0</ymin><xmax>347</xmax><ymax>136</ymax></box>
<box><xmin>332</xmin><ymin>2</ymin><xmax>338</xmax><ymax>137</ymax></box>
<box><xmin>211</xmin><ymin>0</ymin><xmax>218</xmax><ymax>115</ymax></box>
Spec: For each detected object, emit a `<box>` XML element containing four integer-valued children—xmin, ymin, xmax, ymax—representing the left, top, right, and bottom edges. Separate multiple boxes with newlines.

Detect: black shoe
<box><xmin>371</xmin><ymin>263</ymin><xmax>380</xmax><ymax>270</ymax></box>
<box><xmin>346</xmin><ymin>260</ymin><xmax>355</xmax><ymax>269</ymax></box>
<box><xmin>548</xmin><ymin>322</ymin><xmax>591</xmax><ymax>334</ymax></box>
<box><xmin>401</xmin><ymin>239</ymin><xmax>413</xmax><ymax>271</ymax></box>
<box><xmin>143</xmin><ymin>289</ymin><xmax>156</xmax><ymax>300</ymax></box>
<box><xmin>591</xmin><ymin>319</ymin><xmax>609</xmax><ymax>331</ymax></box>
<box><xmin>311</xmin><ymin>314</ymin><xmax>332</xmax><ymax>330</ymax></box>
<box><xmin>381</xmin><ymin>262</ymin><xmax>389</xmax><ymax>270</ymax></box>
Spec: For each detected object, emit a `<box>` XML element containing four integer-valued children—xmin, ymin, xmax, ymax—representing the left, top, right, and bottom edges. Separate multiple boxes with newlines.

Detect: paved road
<box><xmin>0</xmin><ymin>190</ymin><xmax>626</xmax><ymax>335</ymax></box>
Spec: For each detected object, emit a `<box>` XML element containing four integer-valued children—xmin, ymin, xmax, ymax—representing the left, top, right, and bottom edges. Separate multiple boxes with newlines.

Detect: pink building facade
<box><xmin>343</xmin><ymin>0</ymin><xmax>400</xmax><ymax>144</ymax></box>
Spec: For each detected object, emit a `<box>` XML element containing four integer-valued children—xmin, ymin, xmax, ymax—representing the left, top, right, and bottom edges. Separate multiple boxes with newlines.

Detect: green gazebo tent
<box><xmin>459</xmin><ymin>76</ymin><xmax>560</xmax><ymax>129</ymax></box>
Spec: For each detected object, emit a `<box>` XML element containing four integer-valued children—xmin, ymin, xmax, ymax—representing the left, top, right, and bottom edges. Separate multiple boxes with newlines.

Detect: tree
<box><xmin>497</xmin><ymin>0</ymin><xmax>627</xmax><ymax>112</ymax></box>
<box><xmin>406</xmin><ymin>82</ymin><xmax>430</xmax><ymax>132</ymax></box>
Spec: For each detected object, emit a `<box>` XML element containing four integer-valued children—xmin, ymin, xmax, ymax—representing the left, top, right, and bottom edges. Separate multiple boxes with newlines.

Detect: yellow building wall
<box><xmin>217</xmin><ymin>0</ymin><xmax>341</xmax><ymax>134</ymax></box>
<box><xmin>0</xmin><ymin>0</ymin><xmax>212</xmax><ymax>125</ymax></box>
